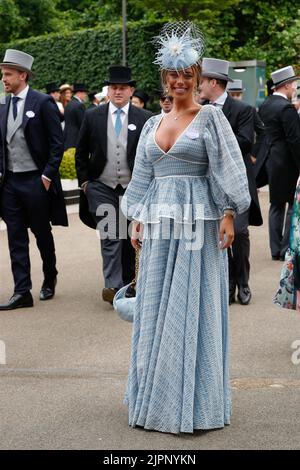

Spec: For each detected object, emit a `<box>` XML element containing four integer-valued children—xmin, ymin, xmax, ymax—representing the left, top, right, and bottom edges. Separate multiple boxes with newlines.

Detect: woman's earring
<box><xmin>165</xmin><ymin>87</ymin><xmax>169</xmax><ymax>93</ymax></box>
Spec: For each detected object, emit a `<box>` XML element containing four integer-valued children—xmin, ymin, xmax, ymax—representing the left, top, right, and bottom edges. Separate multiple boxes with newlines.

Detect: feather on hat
<box><xmin>153</xmin><ymin>22</ymin><xmax>205</xmax><ymax>71</ymax></box>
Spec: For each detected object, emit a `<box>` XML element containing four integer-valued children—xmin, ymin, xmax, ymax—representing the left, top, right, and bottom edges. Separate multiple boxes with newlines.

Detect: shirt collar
<box><xmin>211</xmin><ymin>91</ymin><xmax>228</xmax><ymax>106</ymax></box>
<box><xmin>109</xmin><ymin>101</ymin><xmax>130</xmax><ymax>115</ymax></box>
<box><xmin>12</xmin><ymin>84</ymin><xmax>29</xmax><ymax>100</ymax></box>
<box><xmin>273</xmin><ymin>92</ymin><xmax>288</xmax><ymax>100</ymax></box>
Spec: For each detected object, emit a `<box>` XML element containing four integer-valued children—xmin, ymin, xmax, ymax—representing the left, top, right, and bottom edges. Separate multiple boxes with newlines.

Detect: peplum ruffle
<box><xmin>122</xmin><ymin>175</ymin><xmax>222</xmax><ymax>224</ymax></box>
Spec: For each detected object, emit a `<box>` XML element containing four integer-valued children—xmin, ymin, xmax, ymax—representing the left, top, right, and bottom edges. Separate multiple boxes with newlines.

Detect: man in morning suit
<box><xmin>199</xmin><ymin>58</ymin><xmax>263</xmax><ymax>306</ymax></box>
<box><xmin>75</xmin><ymin>65</ymin><xmax>149</xmax><ymax>305</ymax></box>
<box><xmin>64</xmin><ymin>83</ymin><xmax>88</xmax><ymax>150</ymax></box>
<box><xmin>0</xmin><ymin>49</ymin><xmax>68</xmax><ymax>310</ymax></box>
<box><xmin>227</xmin><ymin>79</ymin><xmax>266</xmax><ymax>166</ymax></box>
<box><xmin>257</xmin><ymin>66</ymin><xmax>300</xmax><ymax>260</ymax></box>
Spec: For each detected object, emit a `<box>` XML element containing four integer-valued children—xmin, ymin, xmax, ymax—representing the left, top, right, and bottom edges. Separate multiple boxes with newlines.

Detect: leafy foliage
<box><xmin>0</xmin><ymin>0</ymin><xmax>299</xmax><ymax>88</ymax></box>
<box><xmin>0</xmin><ymin>20</ymin><xmax>166</xmax><ymax>93</ymax></box>
<box><xmin>59</xmin><ymin>147</ymin><xmax>77</xmax><ymax>179</ymax></box>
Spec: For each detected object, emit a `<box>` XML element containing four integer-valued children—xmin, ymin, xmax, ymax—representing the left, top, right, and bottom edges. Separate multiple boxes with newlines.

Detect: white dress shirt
<box><xmin>273</xmin><ymin>91</ymin><xmax>288</xmax><ymax>100</ymax></box>
<box><xmin>10</xmin><ymin>84</ymin><xmax>29</xmax><ymax>116</ymax></box>
<box><xmin>210</xmin><ymin>91</ymin><xmax>228</xmax><ymax>109</ymax></box>
<box><xmin>109</xmin><ymin>101</ymin><xmax>130</xmax><ymax>126</ymax></box>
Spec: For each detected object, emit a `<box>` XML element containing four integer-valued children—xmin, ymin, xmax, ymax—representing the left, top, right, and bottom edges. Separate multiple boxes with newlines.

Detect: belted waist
<box><xmin>153</xmin><ymin>163</ymin><xmax>208</xmax><ymax>178</ymax></box>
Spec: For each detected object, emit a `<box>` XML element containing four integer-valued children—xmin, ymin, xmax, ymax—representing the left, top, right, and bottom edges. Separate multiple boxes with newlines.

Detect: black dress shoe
<box><xmin>102</xmin><ymin>288</ymin><xmax>118</xmax><ymax>305</ymax></box>
<box><xmin>272</xmin><ymin>255</ymin><xmax>280</xmax><ymax>261</ymax></box>
<box><xmin>0</xmin><ymin>292</ymin><xmax>33</xmax><ymax>311</ymax></box>
<box><xmin>237</xmin><ymin>285</ymin><xmax>252</xmax><ymax>305</ymax></box>
<box><xmin>40</xmin><ymin>277</ymin><xmax>57</xmax><ymax>301</ymax></box>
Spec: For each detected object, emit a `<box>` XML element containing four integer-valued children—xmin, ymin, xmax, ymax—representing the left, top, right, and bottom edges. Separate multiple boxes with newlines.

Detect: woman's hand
<box><xmin>131</xmin><ymin>221</ymin><xmax>143</xmax><ymax>249</ymax></box>
<box><xmin>219</xmin><ymin>215</ymin><xmax>234</xmax><ymax>249</ymax></box>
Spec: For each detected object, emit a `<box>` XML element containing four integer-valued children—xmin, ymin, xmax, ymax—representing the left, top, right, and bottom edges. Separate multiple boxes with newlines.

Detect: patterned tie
<box><xmin>114</xmin><ymin>108</ymin><xmax>123</xmax><ymax>137</ymax></box>
<box><xmin>12</xmin><ymin>96</ymin><xmax>20</xmax><ymax>120</ymax></box>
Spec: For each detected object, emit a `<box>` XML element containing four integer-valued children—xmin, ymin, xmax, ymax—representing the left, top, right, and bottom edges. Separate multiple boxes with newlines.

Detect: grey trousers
<box><xmin>85</xmin><ymin>181</ymin><xmax>135</xmax><ymax>289</ymax></box>
<box><xmin>269</xmin><ymin>202</ymin><xmax>292</xmax><ymax>258</ymax></box>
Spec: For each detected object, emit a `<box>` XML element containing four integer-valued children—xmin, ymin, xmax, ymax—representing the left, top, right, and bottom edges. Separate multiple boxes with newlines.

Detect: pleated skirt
<box><xmin>124</xmin><ymin>219</ymin><xmax>231</xmax><ymax>434</ymax></box>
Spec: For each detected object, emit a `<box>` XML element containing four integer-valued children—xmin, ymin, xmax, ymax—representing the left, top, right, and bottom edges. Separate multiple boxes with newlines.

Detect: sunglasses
<box><xmin>160</xmin><ymin>95</ymin><xmax>173</xmax><ymax>102</ymax></box>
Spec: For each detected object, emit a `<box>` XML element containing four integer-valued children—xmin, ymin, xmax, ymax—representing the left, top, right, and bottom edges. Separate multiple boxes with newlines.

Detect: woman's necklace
<box><xmin>172</xmin><ymin>106</ymin><xmax>201</xmax><ymax>121</ymax></box>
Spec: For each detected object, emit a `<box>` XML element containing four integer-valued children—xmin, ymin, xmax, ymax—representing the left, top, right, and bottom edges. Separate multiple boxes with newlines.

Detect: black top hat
<box><xmin>132</xmin><ymin>89</ymin><xmax>149</xmax><ymax>105</ymax></box>
<box><xmin>153</xmin><ymin>88</ymin><xmax>165</xmax><ymax>99</ymax></box>
<box><xmin>88</xmin><ymin>90</ymin><xmax>98</xmax><ymax>101</ymax></box>
<box><xmin>73</xmin><ymin>83</ymin><xmax>89</xmax><ymax>93</ymax></box>
<box><xmin>104</xmin><ymin>65</ymin><xmax>136</xmax><ymax>86</ymax></box>
<box><xmin>45</xmin><ymin>82</ymin><xmax>60</xmax><ymax>94</ymax></box>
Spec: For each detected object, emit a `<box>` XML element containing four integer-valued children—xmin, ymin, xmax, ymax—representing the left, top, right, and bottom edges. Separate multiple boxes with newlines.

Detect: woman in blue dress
<box><xmin>121</xmin><ymin>22</ymin><xmax>251</xmax><ymax>434</ymax></box>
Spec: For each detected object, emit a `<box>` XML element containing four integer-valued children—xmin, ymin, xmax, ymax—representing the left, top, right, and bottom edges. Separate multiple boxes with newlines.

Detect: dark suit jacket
<box><xmin>222</xmin><ymin>95</ymin><xmax>263</xmax><ymax>226</ymax></box>
<box><xmin>252</xmin><ymin>107</ymin><xmax>265</xmax><ymax>158</ymax></box>
<box><xmin>257</xmin><ymin>95</ymin><xmax>300</xmax><ymax>204</ymax></box>
<box><xmin>0</xmin><ymin>88</ymin><xmax>68</xmax><ymax>226</ymax></box>
<box><xmin>75</xmin><ymin>102</ymin><xmax>149</xmax><ymax>228</ymax></box>
<box><xmin>64</xmin><ymin>97</ymin><xmax>86</xmax><ymax>150</ymax></box>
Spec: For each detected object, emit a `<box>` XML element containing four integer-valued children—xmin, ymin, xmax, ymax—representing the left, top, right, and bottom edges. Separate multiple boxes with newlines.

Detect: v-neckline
<box><xmin>154</xmin><ymin>108</ymin><xmax>202</xmax><ymax>155</ymax></box>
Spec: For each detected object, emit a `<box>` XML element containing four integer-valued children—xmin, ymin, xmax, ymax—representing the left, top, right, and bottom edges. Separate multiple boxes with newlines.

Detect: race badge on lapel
<box><xmin>26</xmin><ymin>111</ymin><xmax>35</xmax><ymax>118</ymax></box>
<box><xmin>128</xmin><ymin>124</ymin><xmax>137</xmax><ymax>131</ymax></box>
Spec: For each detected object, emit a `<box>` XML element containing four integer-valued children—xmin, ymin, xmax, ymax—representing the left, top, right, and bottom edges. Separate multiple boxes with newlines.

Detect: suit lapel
<box><xmin>0</xmin><ymin>95</ymin><xmax>10</xmax><ymax>141</ymax></box>
<box><xmin>127</xmin><ymin>104</ymin><xmax>139</xmax><ymax>158</ymax></box>
<box><xmin>98</xmin><ymin>104</ymin><xmax>108</xmax><ymax>157</ymax></box>
<box><xmin>22</xmin><ymin>88</ymin><xmax>38</xmax><ymax>130</ymax></box>
<box><xmin>222</xmin><ymin>95</ymin><xmax>232</xmax><ymax>121</ymax></box>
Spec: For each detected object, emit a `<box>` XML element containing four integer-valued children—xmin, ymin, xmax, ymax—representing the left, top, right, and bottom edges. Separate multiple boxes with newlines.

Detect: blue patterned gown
<box><xmin>121</xmin><ymin>105</ymin><xmax>251</xmax><ymax>434</ymax></box>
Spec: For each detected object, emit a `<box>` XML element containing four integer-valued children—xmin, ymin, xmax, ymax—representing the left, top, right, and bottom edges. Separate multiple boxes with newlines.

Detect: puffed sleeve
<box><xmin>203</xmin><ymin>105</ymin><xmax>251</xmax><ymax>215</ymax></box>
<box><xmin>121</xmin><ymin>116</ymin><xmax>155</xmax><ymax>219</ymax></box>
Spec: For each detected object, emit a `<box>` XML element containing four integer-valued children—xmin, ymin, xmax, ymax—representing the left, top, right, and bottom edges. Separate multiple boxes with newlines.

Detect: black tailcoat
<box><xmin>75</xmin><ymin>102</ymin><xmax>149</xmax><ymax>228</ymax></box>
<box><xmin>0</xmin><ymin>88</ymin><xmax>68</xmax><ymax>226</ymax></box>
<box><xmin>222</xmin><ymin>95</ymin><xmax>263</xmax><ymax>226</ymax></box>
<box><xmin>257</xmin><ymin>95</ymin><xmax>300</xmax><ymax>204</ymax></box>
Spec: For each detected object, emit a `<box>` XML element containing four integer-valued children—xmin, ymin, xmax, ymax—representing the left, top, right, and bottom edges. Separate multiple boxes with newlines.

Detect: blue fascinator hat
<box><xmin>153</xmin><ymin>21</ymin><xmax>205</xmax><ymax>71</ymax></box>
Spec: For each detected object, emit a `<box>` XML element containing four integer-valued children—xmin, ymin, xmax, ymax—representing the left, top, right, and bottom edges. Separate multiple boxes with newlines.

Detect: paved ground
<box><xmin>0</xmin><ymin>191</ymin><xmax>299</xmax><ymax>450</ymax></box>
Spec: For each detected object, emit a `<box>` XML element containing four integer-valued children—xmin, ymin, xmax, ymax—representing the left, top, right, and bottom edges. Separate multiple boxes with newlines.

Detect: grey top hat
<box><xmin>271</xmin><ymin>66</ymin><xmax>299</xmax><ymax>88</ymax></box>
<box><xmin>201</xmin><ymin>58</ymin><xmax>233</xmax><ymax>82</ymax></box>
<box><xmin>0</xmin><ymin>49</ymin><xmax>34</xmax><ymax>75</ymax></box>
<box><xmin>227</xmin><ymin>79</ymin><xmax>245</xmax><ymax>92</ymax></box>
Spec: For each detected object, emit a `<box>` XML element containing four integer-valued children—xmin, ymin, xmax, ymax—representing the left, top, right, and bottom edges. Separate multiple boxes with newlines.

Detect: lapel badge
<box><xmin>128</xmin><ymin>124</ymin><xmax>137</xmax><ymax>131</ymax></box>
<box><xmin>26</xmin><ymin>110</ymin><xmax>35</xmax><ymax>118</ymax></box>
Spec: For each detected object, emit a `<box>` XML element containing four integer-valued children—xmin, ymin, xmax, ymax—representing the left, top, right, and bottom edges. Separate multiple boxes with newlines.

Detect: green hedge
<box><xmin>59</xmin><ymin>147</ymin><xmax>77</xmax><ymax>180</ymax></box>
<box><xmin>0</xmin><ymin>20</ymin><xmax>166</xmax><ymax>94</ymax></box>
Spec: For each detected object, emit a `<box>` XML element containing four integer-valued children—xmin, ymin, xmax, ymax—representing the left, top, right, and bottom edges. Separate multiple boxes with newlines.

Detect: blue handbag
<box><xmin>113</xmin><ymin>248</ymin><xmax>140</xmax><ymax>322</ymax></box>
<box><xmin>113</xmin><ymin>284</ymin><xmax>135</xmax><ymax>322</ymax></box>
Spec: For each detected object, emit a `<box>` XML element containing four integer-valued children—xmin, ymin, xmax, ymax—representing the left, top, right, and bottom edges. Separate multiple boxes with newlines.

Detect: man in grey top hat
<box><xmin>199</xmin><ymin>58</ymin><xmax>263</xmax><ymax>306</ymax></box>
<box><xmin>75</xmin><ymin>65</ymin><xmax>149</xmax><ymax>305</ymax></box>
<box><xmin>257</xmin><ymin>66</ymin><xmax>300</xmax><ymax>260</ymax></box>
<box><xmin>0</xmin><ymin>49</ymin><xmax>67</xmax><ymax>310</ymax></box>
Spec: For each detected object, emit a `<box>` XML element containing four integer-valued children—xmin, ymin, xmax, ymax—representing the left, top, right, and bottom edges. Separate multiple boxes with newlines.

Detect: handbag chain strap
<box><xmin>131</xmin><ymin>247</ymin><xmax>140</xmax><ymax>288</ymax></box>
